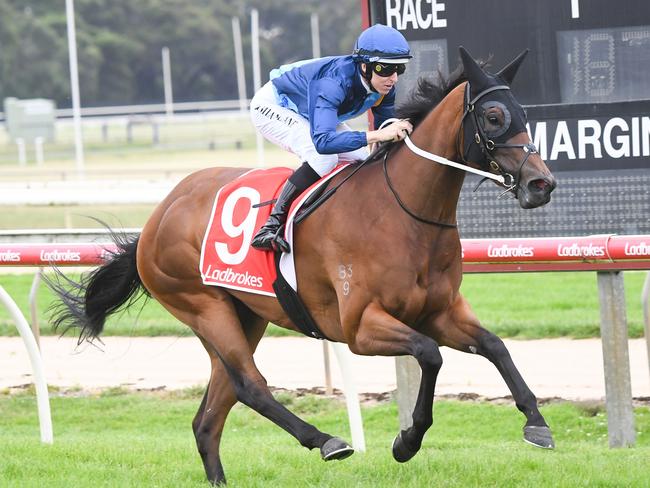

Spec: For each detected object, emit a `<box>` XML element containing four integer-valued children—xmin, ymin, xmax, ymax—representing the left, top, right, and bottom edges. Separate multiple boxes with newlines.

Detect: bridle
<box><xmin>381</xmin><ymin>81</ymin><xmax>539</xmax><ymax>227</ymax></box>
<box><xmin>460</xmin><ymin>82</ymin><xmax>538</xmax><ymax>194</ymax></box>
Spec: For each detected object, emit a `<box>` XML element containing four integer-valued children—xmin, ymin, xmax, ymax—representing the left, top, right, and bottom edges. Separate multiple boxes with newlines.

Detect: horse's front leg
<box><xmin>477</xmin><ymin>330</ymin><xmax>555</xmax><ymax>448</ymax></box>
<box><xmin>348</xmin><ymin>302</ymin><xmax>443</xmax><ymax>462</ymax></box>
<box><xmin>436</xmin><ymin>294</ymin><xmax>555</xmax><ymax>449</ymax></box>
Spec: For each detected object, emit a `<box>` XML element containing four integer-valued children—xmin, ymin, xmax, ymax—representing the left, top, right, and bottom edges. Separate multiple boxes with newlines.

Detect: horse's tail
<box><xmin>45</xmin><ymin>229</ymin><xmax>149</xmax><ymax>344</ymax></box>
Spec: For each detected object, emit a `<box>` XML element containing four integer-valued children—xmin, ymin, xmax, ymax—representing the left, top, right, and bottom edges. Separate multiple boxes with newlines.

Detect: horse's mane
<box><xmin>365</xmin><ymin>66</ymin><xmax>467</xmax><ymax>163</ymax></box>
<box><xmin>395</xmin><ymin>65</ymin><xmax>467</xmax><ymax>127</ymax></box>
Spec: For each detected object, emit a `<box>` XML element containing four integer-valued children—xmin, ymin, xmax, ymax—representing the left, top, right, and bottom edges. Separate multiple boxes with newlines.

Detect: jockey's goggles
<box><xmin>371</xmin><ymin>62</ymin><xmax>406</xmax><ymax>77</ymax></box>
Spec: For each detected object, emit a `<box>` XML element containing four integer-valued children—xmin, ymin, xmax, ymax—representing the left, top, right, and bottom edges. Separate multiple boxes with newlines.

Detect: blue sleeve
<box><xmin>308</xmin><ymin>78</ymin><xmax>368</xmax><ymax>154</ymax></box>
<box><xmin>371</xmin><ymin>88</ymin><xmax>396</xmax><ymax>129</ymax></box>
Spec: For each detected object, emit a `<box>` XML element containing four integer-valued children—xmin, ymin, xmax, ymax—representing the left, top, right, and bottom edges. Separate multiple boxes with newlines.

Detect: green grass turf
<box><xmin>0</xmin><ymin>389</ymin><xmax>648</xmax><ymax>487</ymax></box>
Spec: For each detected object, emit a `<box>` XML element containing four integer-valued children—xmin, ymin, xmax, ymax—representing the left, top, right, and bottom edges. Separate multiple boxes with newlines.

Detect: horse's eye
<box><xmin>487</xmin><ymin>115</ymin><xmax>500</xmax><ymax>125</ymax></box>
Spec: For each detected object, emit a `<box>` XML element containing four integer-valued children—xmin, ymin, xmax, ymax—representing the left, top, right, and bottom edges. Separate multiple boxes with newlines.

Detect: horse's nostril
<box><xmin>529</xmin><ymin>178</ymin><xmax>553</xmax><ymax>193</ymax></box>
<box><xmin>530</xmin><ymin>180</ymin><xmax>548</xmax><ymax>190</ymax></box>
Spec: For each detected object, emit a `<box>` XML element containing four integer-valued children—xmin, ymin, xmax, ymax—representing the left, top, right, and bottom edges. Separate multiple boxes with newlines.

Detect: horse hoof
<box><xmin>523</xmin><ymin>425</ymin><xmax>555</xmax><ymax>449</ymax></box>
<box><xmin>321</xmin><ymin>437</ymin><xmax>354</xmax><ymax>461</ymax></box>
<box><xmin>392</xmin><ymin>431</ymin><xmax>418</xmax><ymax>463</ymax></box>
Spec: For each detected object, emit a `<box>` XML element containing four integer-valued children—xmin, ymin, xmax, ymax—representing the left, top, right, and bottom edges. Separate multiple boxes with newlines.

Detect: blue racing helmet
<box><xmin>353</xmin><ymin>24</ymin><xmax>412</xmax><ymax>64</ymax></box>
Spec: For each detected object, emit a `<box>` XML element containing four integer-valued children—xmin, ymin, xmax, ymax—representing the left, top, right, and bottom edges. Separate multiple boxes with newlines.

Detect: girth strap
<box><xmin>272</xmin><ymin>253</ymin><xmax>328</xmax><ymax>340</ymax></box>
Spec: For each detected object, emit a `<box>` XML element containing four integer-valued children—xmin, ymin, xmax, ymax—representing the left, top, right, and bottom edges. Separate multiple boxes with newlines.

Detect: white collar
<box><xmin>359</xmin><ymin>74</ymin><xmax>373</xmax><ymax>94</ymax></box>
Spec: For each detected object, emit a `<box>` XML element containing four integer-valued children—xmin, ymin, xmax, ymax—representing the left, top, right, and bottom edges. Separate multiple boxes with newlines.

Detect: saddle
<box><xmin>200</xmin><ymin>165</ymin><xmax>352</xmax><ymax>340</ymax></box>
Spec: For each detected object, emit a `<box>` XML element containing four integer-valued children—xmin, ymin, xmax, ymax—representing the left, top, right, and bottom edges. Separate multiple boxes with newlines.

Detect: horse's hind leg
<box><xmin>170</xmin><ymin>291</ymin><xmax>352</xmax><ymax>475</ymax></box>
<box><xmin>192</xmin><ymin>304</ymin><xmax>268</xmax><ymax>485</ymax></box>
<box><xmin>437</xmin><ymin>295</ymin><xmax>555</xmax><ymax>449</ymax></box>
<box><xmin>193</xmin><ymin>354</ymin><xmax>231</xmax><ymax>485</ymax></box>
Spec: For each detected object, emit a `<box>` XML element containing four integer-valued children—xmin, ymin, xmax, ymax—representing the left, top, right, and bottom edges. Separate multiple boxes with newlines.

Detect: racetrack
<box><xmin>3</xmin><ymin>335</ymin><xmax>649</xmax><ymax>402</ymax></box>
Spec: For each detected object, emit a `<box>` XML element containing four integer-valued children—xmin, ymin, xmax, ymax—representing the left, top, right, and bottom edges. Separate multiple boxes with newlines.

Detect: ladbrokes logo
<box><xmin>40</xmin><ymin>250</ymin><xmax>81</xmax><ymax>261</ymax></box>
<box><xmin>557</xmin><ymin>243</ymin><xmax>605</xmax><ymax>258</ymax></box>
<box><xmin>624</xmin><ymin>241</ymin><xmax>650</xmax><ymax>257</ymax></box>
<box><xmin>487</xmin><ymin>244</ymin><xmax>534</xmax><ymax>258</ymax></box>
<box><xmin>204</xmin><ymin>264</ymin><xmax>263</xmax><ymax>288</ymax></box>
<box><xmin>0</xmin><ymin>250</ymin><xmax>20</xmax><ymax>262</ymax></box>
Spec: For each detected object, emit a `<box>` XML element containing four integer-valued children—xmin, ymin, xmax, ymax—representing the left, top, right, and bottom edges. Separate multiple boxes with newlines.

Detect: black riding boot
<box><xmin>251</xmin><ymin>162</ymin><xmax>320</xmax><ymax>253</ymax></box>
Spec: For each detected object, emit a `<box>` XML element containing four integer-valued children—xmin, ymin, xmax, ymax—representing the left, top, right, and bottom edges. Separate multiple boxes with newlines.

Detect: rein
<box><xmin>380</xmin><ymin>110</ymin><xmax>514</xmax><ymax>228</ymax></box>
<box><xmin>380</xmin><ymin>81</ymin><xmax>539</xmax><ymax>225</ymax></box>
<box><xmin>382</xmin><ymin>150</ymin><xmax>457</xmax><ymax>228</ymax></box>
<box><xmin>293</xmin><ymin>153</ymin><xmax>376</xmax><ymax>225</ymax></box>
<box><xmin>404</xmin><ymin>133</ymin><xmax>509</xmax><ymax>184</ymax></box>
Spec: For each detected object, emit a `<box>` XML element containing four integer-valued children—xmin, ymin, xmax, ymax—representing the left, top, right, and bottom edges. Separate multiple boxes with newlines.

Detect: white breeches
<box><xmin>250</xmin><ymin>82</ymin><xmax>369</xmax><ymax>177</ymax></box>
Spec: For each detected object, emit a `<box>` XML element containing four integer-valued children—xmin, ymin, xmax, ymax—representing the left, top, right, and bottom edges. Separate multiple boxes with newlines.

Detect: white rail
<box><xmin>0</xmin><ymin>286</ymin><xmax>52</xmax><ymax>443</ymax></box>
<box><xmin>0</xmin><ymin>99</ymin><xmax>249</xmax><ymax>122</ymax></box>
<box><xmin>0</xmin><ymin>228</ymin><xmax>140</xmax><ymax>244</ymax></box>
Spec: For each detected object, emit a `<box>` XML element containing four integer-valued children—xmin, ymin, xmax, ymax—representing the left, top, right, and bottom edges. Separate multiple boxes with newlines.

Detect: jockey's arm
<box><xmin>309</xmin><ymin>78</ymin><xmax>368</xmax><ymax>154</ymax></box>
<box><xmin>309</xmin><ymin>79</ymin><xmax>413</xmax><ymax>154</ymax></box>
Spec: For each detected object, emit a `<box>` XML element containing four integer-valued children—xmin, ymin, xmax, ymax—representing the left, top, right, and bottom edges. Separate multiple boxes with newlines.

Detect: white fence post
<box><xmin>311</xmin><ymin>13</ymin><xmax>321</xmax><ymax>58</ymax></box>
<box><xmin>161</xmin><ymin>46</ymin><xmax>174</xmax><ymax>118</ymax></box>
<box><xmin>395</xmin><ymin>356</ymin><xmax>420</xmax><ymax>430</ymax></box>
<box><xmin>597</xmin><ymin>271</ymin><xmax>636</xmax><ymax>447</ymax></box>
<box><xmin>29</xmin><ymin>268</ymin><xmax>43</xmax><ymax>349</ymax></box>
<box><xmin>34</xmin><ymin>137</ymin><xmax>45</xmax><ymax>166</ymax></box>
<box><xmin>322</xmin><ymin>341</ymin><xmax>333</xmax><ymax>395</ymax></box>
<box><xmin>65</xmin><ymin>0</ymin><xmax>85</xmax><ymax>177</ymax></box>
<box><xmin>331</xmin><ymin>343</ymin><xmax>366</xmax><ymax>452</ymax></box>
<box><xmin>231</xmin><ymin>17</ymin><xmax>247</xmax><ymax>113</ymax></box>
<box><xmin>16</xmin><ymin>138</ymin><xmax>26</xmax><ymax>166</ymax></box>
<box><xmin>642</xmin><ymin>271</ymin><xmax>650</xmax><ymax>386</ymax></box>
<box><xmin>250</xmin><ymin>8</ymin><xmax>265</xmax><ymax>167</ymax></box>
<box><xmin>0</xmin><ymin>286</ymin><xmax>53</xmax><ymax>443</ymax></box>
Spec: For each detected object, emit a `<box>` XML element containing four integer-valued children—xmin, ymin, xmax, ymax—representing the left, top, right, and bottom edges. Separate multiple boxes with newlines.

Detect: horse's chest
<box><xmin>423</xmin><ymin>279</ymin><xmax>455</xmax><ymax>312</ymax></box>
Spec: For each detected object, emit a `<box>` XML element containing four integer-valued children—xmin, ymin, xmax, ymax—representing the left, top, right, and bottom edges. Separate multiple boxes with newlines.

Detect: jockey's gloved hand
<box><xmin>368</xmin><ymin>119</ymin><xmax>413</xmax><ymax>145</ymax></box>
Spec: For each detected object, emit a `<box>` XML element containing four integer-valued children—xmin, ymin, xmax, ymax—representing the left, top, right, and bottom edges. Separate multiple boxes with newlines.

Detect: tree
<box><xmin>0</xmin><ymin>0</ymin><xmax>362</xmax><ymax>108</ymax></box>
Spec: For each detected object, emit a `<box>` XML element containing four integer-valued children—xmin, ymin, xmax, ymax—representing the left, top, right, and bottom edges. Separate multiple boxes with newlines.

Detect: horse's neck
<box><xmin>388</xmin><ymin>89</ymin><xmax>465</xmax><ymax>226</ymax></box>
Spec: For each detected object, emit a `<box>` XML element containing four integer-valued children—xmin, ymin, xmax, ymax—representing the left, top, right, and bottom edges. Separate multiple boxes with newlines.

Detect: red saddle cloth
<box><xmin>200</xmin><ymin>167</ymin><xmax>291</xmax><ymax>296</ymax></box>
<box><xmin>200</xmin><ymin>164</ymin><xmax>350</xmax><ymax>296</ymax></box>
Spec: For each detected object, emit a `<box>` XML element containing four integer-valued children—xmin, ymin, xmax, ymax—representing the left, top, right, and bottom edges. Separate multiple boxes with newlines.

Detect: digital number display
<box><xmin>365</xmin><ymin>0</ymin><xmax>650</xmax><ymax>172</ymax></box>
<box><xmin>557</xmin><ymin>26</ymin><xmax>650</xmax><ymax>103</ymax></box>
<box><xmin>363</xmin><ymin>0</ymin><xmax>650</xmax><ymax>237</ymax></box>
<box><xmin>395</xmin><ymin>39</ymin><xmax>448</xmax><ymax>104</ymax></box>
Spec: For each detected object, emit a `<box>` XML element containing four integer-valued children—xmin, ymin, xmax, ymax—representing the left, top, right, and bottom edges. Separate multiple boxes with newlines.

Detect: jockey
<box><xmin>250</xmin><ymin>23</ymin><xmax>414</xmax><ymax>253</ymax></box>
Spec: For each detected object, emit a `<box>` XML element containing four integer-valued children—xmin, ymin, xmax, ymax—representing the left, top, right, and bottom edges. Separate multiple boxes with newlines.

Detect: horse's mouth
<box><xmin>517</xmin><ymin>177</ymin><xmax>556</xmax><ymax>209</ymax></box>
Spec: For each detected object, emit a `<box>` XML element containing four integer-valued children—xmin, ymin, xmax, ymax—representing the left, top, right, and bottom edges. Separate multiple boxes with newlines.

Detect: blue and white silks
<box><xmin>269</xmin><ymin>55</ymin><xmax>396</xmax><ymax>154</ymax></box>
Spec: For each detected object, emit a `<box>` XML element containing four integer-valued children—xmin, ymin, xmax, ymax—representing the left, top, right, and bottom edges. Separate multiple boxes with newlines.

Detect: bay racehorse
<box><xmin>48</xmin><ymin>47</ymin><xmax>556</xmax><ymax>485</ymax></box>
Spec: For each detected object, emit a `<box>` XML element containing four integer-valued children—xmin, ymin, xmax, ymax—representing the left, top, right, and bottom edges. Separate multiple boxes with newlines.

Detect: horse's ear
<box><xmin>497</xmin><ymin>49</ymin><xmax>529</xmax><ymax>85</ymax></box>
<box><xmin>459</xmin><ymin>46</ymin><xmax>489</xmax><ymax>92</ymax></box>
<box><xmin>459</xmin><ymin>46</ymin><xmax>483</xmax><ymax>81</ymax></box>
